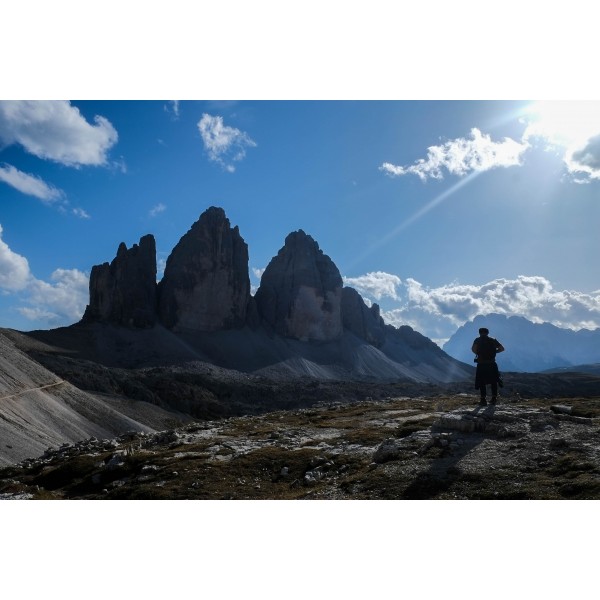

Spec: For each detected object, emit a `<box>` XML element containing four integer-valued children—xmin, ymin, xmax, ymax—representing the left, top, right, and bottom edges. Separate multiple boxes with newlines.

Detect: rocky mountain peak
<box><xmin>157</xmin><ymin>206</ymin><xmax>251</xmax><ymax>332</ymax></box>
<box><xmin>283</xmin><ymin>229</ymin><xmax>310</xmax><ymax>246</ymax></box>
<box><xmin>255</xmin><ymin>229</ymin><xmax>343</xmax><ymax>341</ymax></box>
<box><xmin>189</xmin><ymin>206</ymin><xmax>229</xmax><ymax>231</ymax></box>
<box><xmin>82</xmin><ymin>234</ymin><xmax>157</xmax><ymax>328</ymax></box>
<box><xmin>341</xmin><ymin>287</ymin><xmax>386</xmax><ymax>347</ymax></box>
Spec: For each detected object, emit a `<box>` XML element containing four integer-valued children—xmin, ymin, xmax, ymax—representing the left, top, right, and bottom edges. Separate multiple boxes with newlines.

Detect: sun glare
<box><xmin>524</xmin><ymin>101</ymin><xmax>600</xmax><ymax>148</ymax></box>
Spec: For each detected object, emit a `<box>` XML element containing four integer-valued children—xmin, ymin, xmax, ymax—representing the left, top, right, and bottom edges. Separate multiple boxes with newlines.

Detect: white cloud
<box><xmin>157</xmin><ymin>257</ymin><xmax>167</xmax><ymax>282</ymax></box>
<box><xmin>398</xmin><ymin>276</ymin><xmax>600</xmax><ymax>330</ymax></box>
<box><xmin>571</xmin><ymin>134</ymin><xmax>600</xmax><ymax>169</ymax></box>
<box><xmin>0</xmin><ymin>224</ymin><xmax>31</xmax><ymax>291</ymax></box>
<box><xmin>149</xmin><ymin>203</ymin><xmax>166</xmax><ymax>217</ymax></box>
<box><xmin>385</xmin><ymin>102</ymin><xmax>600</xmax><ymax>186</ymax></box>
<box><xmin>198</xmin><ymin>113</ymin><xmax>256</xmax><ymax>172</ymax></box>
<box><xmin>72</xmin><ymin>207</ymin><xmax>91</xmax><ymax>219</ymax></box>
<box><xmin>347</xmin><ymin>270</ymin><xmax>600</xmax><ymax>344</ymax></box>
<box><xmin>252</xmin><ymin>267</ymin><xmax>265</xmax><ymax>280</ymax></box>
<box><xmin>22</xmin><ymin>268</ymin><xmax>89</xmax><ymax>324</ymax></box>
<box><xmin>251</xmin><ymin>267</ymin><xmax>266</xmax><ymax>296</ymax></box>
<box><xmin>0</xmin><ymin>100</ymin><xmax>118</xmax><ymax>167</ymax></box>
<box><xmin>0</xmin><ymin>163</ymin><xmax>63</xmax><ymax>202</ymax></box>
<box><xmin>343</xmin><ymin>271</ymin><xmax>401</xmax><ymax>300</ymax></box>
<box><xmin>520</xmin><ymin>102</ymin><xmax>600</xmax><ymax>183</ymax></box>
<box><xmin>567</xmin><ymin>134</ymin><xmax>600</xmax><ymax>182</ymax></box>
<box><xmin>0</xmin><ymin>223</ymin><xmax>88</xmax><ymax>326</ymax></box>
<box><xmin>380</xmin><ymin>128</ymin><xmax>528</xmax><ymax>181</ymax></box>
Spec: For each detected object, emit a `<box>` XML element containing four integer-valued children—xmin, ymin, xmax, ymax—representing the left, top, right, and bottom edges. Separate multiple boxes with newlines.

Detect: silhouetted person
<box><xmin>472</xmin><ymin>327</ymin><xmax>504</xmax><ymax>405</ymax></box>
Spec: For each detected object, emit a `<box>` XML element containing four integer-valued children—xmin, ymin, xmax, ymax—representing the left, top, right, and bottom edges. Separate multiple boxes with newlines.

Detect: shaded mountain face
<box><xmin>443</xmin><ymin>313</ymin><xmax>600</xmax><ymax>373</ymax></box>
<box><xmin>82</xmin><ymin>234</ymin><xmax>157</xmax><ymax>328</ymax></box>
<box><xmin>255</xmin><ymin>230</ymin><xmax>343</xmax><ymax>341</ymax></box>
<box><xmin>157</xmin><ymin>207</ymin><xmax>251</xmax><ymax>332</ymax></box>
<box><xmin>341</xmin><ymin>287</ymin><xmax>386</xmax><ymax>348</ymax></box>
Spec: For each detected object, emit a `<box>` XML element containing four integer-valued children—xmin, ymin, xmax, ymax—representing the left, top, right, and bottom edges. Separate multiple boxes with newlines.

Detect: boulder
<box><xmin>158</xmin><ymin>207</ymin><xmax>251</xmax><ymax>331</ymax></box>
<box><xmin>373</xmin><ymin>438</ymin><xmax>402</xmax><ymax>463</ymax></box>
<box><xmin>254</xmin><ymin>230</ymin><xmax>343</xmax><ymax>341</ymax></box>
<box><xmin>82</xmin><ymin>234</ymin><xmax>157</xmax><ymax>327</ymax></box>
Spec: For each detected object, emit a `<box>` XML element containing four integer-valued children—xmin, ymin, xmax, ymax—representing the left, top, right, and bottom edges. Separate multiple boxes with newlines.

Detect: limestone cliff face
<box><xmin>341</xmin><ymin>287</ymin><xmax>386</xmax><ymax>347</ymax></box>
<box><xmin>255</xmin><ymin>230</ymin><xmax>343</xmax><ymax>341</ymax></box>
<box><xmin>157</xmin><ymin>207</ymin><xmax>250</xmax><ymax>332</ymax></box>
<box><xmin>82</xmin><ymin>234</ymin><xmax>157</xmax><ymax>327</ymax></box>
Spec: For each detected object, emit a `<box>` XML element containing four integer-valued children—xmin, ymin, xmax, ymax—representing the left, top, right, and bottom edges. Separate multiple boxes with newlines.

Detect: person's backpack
<box><xmin>477</xmin><ymin>336</ymin><xmax>498</xmax><ymax>361</ymax></box>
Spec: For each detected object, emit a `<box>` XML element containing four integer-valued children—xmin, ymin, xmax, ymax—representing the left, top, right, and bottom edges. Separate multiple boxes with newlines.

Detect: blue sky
<box><xmin>1</xmin><ymin>99</ymin><xmax>599</xmax><ymax>343</ymax></box>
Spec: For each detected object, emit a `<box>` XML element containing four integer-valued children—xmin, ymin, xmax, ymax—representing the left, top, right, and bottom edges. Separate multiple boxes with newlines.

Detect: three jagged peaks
<box><xmin>83</xmin><ymin>206</ymin><xmax>383</xmax><ymax>344</ymax></box>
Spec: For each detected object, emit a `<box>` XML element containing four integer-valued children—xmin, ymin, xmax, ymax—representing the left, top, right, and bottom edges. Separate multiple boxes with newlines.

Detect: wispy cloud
<box><xmin>198</xmin><ymin>113</ymin><xmax>256</xmax><ymax>172</ymax></box>
<box><xmin>0</xmin><ymin>164</ymin><xmax>93</xmax><ymax>220</ymax></box>
<box><xmin>164</xmin><ymin>100</ymin><xmax>180</xmax><ymax>119</ymax></box>
<box><xmin>0</xmin><ymin>163</ymin><xmax>63</xmax><ymax>203</ymax></box>
<box><xmin>110</xmin><ymin>155</ymin><xmax>127</xmax><ymax>174</ymax></box>
<box><xmin>149</xmin><ymin>203</ymin><xmax>167</xmax><ymax>217</ymax></box>
<box><xmin>72</xmin><ymin>207</ymin><xmax>91</xmax><ymax>219</ymax></box>
<box><xmin>0</xmin><ymin>163</ymin><xmax>63</xmax><ymax>202</ymax></box>
<box><xmin>0</xmin><ymin>100</ymin><xmax>118</xmax><ymax>167</ymax></box>
<box><xmin>381</xmin><ymin>128</ymin><xmax>528</xmax><ymax>181</ymax></box>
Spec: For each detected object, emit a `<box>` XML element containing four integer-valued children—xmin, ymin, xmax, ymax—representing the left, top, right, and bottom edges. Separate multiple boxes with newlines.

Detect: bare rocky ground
<box><xmin>2</xmin><ymin>393</ymin><xmax>599</xmax><ymax>500</ymax></box>
<box><xmin>2</xmin><ymin>326</ymin><xmax>600</xmax><ymax>500</ymax></box>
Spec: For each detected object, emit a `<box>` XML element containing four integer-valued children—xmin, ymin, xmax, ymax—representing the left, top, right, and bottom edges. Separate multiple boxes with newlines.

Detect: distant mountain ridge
<box><xmin>443</xmin><ymin>313</ymin><xmax>600</xmax><ymax>373</ymax></box>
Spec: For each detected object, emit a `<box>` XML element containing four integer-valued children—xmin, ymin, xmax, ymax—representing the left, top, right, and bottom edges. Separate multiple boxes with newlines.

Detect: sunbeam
<box><xmin>345</xmin><ymin>170</ymin><xmax>483</xmax><ymax>271</ymax></box>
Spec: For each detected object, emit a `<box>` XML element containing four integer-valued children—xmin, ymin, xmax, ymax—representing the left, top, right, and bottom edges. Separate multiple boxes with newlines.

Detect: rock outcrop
<box><xmin>82</xmin><ymin>234</ymin><xmax>157</xmax><ymax>327</ymax></box>
<box><xmin>157</xmin><ymin>207</ymin><xmax>251</xmax><ymax>332</ymax></box>
<box><xmin>255</xmin><ymin>230</ymin><xmax>343</xmax><ymax>341</ymax></box>
<box><xmin>341</xmin><ymin>287</ymin><xmax>386</xmax><ymax>347</ymax></box>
